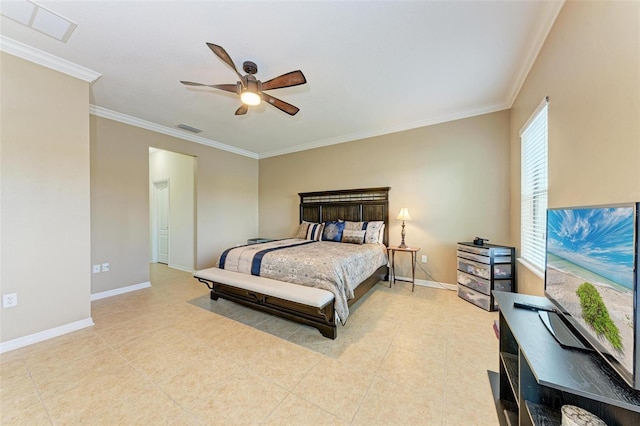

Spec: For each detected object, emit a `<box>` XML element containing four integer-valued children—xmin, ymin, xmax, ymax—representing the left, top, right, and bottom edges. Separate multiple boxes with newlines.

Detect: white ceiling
<box><xmin>0</xmin><ymin>1</ymin><xmax>564</xmax><ymax>158</ymax></box>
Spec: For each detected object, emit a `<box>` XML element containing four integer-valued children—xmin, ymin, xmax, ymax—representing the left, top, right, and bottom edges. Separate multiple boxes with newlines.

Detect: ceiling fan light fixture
<box><xmin>182</xmin><ymin>43</ymin><xmax>306</xmax><ymax>115</ymax></box>
<box><xmin>240</xmin><ymin>90</ymin><xmax>261</xmax><ymax>106</ymax></box>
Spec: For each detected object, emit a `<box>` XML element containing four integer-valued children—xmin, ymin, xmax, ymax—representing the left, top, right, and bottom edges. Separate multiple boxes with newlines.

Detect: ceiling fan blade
<box><xmin>180</xmin><ymin>80</ymin><xmax>211</xmax><ymax>87</ymax></box>
<box><xmin>212</xmin><ymin>84</ymin><xmax>238</xmax><ymax>93</ymax></box>
<box><xmin>206</xmin><ymin>43</ymin><xmax>244</xmax><ymax>83</ymax></box>
<box><xmin>261</xmin><ymin>70</ymin><xmax>307</xmax><ymax>91</ymax></box>
<box><xmin>235</xmin><ymin>104</ymin><xmax>248</xmax><ymax>115</ymax></box>
<box><xmin>261</xmin><ymin>92</ymin><xmax>300</xmax><ymax>116</ymax></box>
<box><xmin>181</xmin><ymin>81</ymin><xmax>238</xmax><ymax>93</ymax></box>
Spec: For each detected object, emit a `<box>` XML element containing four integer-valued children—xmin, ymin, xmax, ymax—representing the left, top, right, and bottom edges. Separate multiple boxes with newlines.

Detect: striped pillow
<box><xmin>305</xmin><ymin>222</ymin><xmax>324</xmax><ymax>241</ymax></box>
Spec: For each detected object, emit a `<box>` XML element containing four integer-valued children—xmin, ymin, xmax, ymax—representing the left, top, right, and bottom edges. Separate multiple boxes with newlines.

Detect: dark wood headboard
<box><xmin>298</xmin><ymin>187</ymin><xmax>390</xmax><ymax>246</ymax></box>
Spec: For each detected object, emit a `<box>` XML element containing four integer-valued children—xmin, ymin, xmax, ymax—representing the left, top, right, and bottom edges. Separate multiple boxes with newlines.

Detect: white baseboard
<box><xmin>168</xmin><ymin>264</ymin><xmax>194</xmax><ymax>273</ymax></box>
<box><xmin>90</xmin><ymin>281</ymin><xmax>151</xmax><ymax>301</ymax></box>
<box><xmin>393</xmin><ymin>276</ymin><xmax>457</xmax><ymax>291</ymax></box>
<box><xmin>0</xmin><ymin>317</ymin><xmax>94</xmax><ymax>354</ymax></box>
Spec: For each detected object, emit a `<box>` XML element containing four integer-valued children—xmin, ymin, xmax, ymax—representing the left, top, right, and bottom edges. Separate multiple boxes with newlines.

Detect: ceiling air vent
<box><xmin>176</xmin><ymin>124</ymin><xmax>203</xmax><ymax>134</ymax></box>
<box><xmin>0</xmin><ymin>0</ymin><xmax>77</xmax><ymax>42</ymax></box>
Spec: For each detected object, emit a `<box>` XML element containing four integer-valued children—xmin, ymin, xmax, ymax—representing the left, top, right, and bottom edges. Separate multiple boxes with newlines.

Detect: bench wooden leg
<box><xmin>318</xmin><ymin>324</ymin><xmax>337</xmax><ymax>339</ymax></box>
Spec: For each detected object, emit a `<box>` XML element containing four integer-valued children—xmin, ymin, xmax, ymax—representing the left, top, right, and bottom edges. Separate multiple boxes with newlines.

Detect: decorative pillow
<box><xmin>343</xmin><ymin>221</ymin><xmax>365</xmax><ymax>231</ymax></box>
<box><xmin>306</xmin><ymin>222</ymin><xmax>324</xmax><ymax>241</ymax></box>
<box><xmin>364</xmin><ymin>221</ymin><xmax>384</xmax><ymax>244</ymax></box>
<box><xmin>322</xmin><ymin>221</ymin><xmax>345</xmax><ymax>242</ymax></box>
<box><xmin>293</xmin><ymin>222</ymin><xmax>310</xmax><ymax>239</ymax></box>
<box><xmin>341</xmin><ymin>229</ymin><xmax>366</xmax><ymax>245</ymax></box>
<box><xmin>378</xmin><ymin>224</ymin><xmax>385</xmax><ymax>244</ymax></box>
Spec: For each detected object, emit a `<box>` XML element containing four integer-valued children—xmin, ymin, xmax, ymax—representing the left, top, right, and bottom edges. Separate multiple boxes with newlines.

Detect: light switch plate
<box><xmin>3</xmin><ymin>293</ymin><xmax>18</xmax><ymax>308</ymax></box>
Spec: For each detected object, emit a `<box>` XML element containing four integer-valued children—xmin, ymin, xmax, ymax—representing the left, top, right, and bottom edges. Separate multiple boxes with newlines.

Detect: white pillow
<box><xmin>377</xmin><ymin>224</ymin><xmax>385</xmax><ymax>244</ymax></box>
<box><xmin>364</xmin><ymin>221</ymin><xmax>384</xmax><ymax>244</ymax></box>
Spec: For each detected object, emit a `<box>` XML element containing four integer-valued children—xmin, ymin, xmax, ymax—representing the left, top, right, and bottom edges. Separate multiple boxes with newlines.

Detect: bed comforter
<box><xmin>217</xmin><ymin>239</ymin><xmax>388</xmax><ymax>323</ymax></box>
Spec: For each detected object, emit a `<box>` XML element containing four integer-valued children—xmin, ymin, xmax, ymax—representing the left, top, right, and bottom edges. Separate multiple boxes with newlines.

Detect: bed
<box><xmin>194</xmin><ymin>187</ymin><xmax>390</xmax><ymax>339</ymax></box>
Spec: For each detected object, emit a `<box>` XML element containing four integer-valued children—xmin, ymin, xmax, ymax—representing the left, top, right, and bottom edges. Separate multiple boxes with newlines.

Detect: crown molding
<box><xmin>91</xmin><ymin>102</ymin><xmax>507</xmax><ymax>161</ymax></box>
<box><xmin>258</xmin><ymin>101</ymin><xmax>509</xmax><ymax>159</ymax></box>
<box><xmin>89</xmin><ymin>106</ymin><xmax>259</xmax><ymax>160</ymax></box>
<box><xmin>504</xmin><ymin>1</ymin><xmax>565</xmax><ymax>107</ymax></box>
<box><xmin>0</xmin><ymin>35</ymin><xmax>101</xmax><ymax>83</ymax></box>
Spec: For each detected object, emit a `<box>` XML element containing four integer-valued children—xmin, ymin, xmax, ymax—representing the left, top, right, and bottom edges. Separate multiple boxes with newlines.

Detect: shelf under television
<box><xmin>500</xmin><ymin>352</ymin><xmax>519</xmax><ymax>405</ymax></box>
<box><xmin>525</xmin><ymin>401</ymin><xmax>561</xmax><ymax>426</ymax></box>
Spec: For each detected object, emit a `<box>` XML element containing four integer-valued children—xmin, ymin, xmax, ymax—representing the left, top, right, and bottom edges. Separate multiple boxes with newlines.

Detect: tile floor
<box><xmin>1</xmin><ymin>264</ymin><xmax>500</xmax><ymax>425</ymax></box>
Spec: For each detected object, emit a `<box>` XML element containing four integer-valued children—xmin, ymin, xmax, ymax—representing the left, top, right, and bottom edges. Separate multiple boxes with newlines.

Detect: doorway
<box><xmin>149</xmin><ymin>147</ymin><xmax>196</xmax><ymax>271</ymax></box>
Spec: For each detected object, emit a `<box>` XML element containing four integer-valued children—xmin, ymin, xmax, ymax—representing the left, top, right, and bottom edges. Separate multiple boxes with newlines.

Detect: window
<box><xmin>520</xmin><ymin>97</ymin><xmax>548</xmax><ymax>274</ymax></box>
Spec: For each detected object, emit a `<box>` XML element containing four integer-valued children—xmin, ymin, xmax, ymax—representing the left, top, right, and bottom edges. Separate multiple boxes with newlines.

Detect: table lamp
<box><xmin>397</xmin><ymin>208</ymin><xmax>411</xmax><ymax>248</ymax></box>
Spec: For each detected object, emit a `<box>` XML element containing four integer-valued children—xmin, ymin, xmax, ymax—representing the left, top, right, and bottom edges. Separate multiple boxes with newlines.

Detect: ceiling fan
<box><xmin>181</xmin><ymin>43</ymin><xmax>307</xmax><ymax>116</ymax></box>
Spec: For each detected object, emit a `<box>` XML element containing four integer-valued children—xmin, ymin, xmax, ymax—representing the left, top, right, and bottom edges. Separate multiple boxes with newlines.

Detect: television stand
<box><xmin>492</xmin><ymin>291</ymin><xmax>640</xmax><ymax>426</ymax></box>
<box><xmin>538</xmin><ymin>310</ymin><xmax>592</xmax><ymax>352</ymax></box>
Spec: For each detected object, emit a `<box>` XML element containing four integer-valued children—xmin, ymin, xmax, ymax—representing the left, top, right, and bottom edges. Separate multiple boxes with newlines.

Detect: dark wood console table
<box><xmin>492</xmin><ymin>291</ymin><xmax>640</xmax><ymax>426</ymax></box>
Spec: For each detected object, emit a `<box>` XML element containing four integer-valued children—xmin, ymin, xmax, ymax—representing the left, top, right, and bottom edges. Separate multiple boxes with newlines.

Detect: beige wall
<box><xmin>510</xmin><ymin>1</ymin><xmax>640</xmax><ymax>295</ymax></box>
<box><xmin>259</xmin><ymin>110</ymin><xmax>511</xmax><ymax>284</ymax></box>
<box><xmin>90</xmin><ymin>116</ymin><xmax>258</xmax><ymax>294</ymax></box>
<box><xmin>149</xmin><ymin>149</ymin><xmax>195</xmax><ymax>272</ymax></box>
<box><xmin>1</xmin><ymin>53</ymin><xmax>92</xmax><ymax>342</ymax></box>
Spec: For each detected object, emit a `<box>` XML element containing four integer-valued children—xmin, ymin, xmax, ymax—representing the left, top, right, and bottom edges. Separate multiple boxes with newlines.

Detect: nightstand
<box><xmin>387</xmin><ymin>246</ymin><xmax>420</xmax><ymax>292</ymax></box>
<box><xmin>247</xmin><ymin>238</ymin><xmax>274</xmax><ymax>245</ymax></box>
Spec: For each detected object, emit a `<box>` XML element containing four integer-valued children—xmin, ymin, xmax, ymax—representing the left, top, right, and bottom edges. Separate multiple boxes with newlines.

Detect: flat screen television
<box><xmin>544</xmin><ymin>202</ymin><xmax>640</xmax><ymax>390</ymax></box>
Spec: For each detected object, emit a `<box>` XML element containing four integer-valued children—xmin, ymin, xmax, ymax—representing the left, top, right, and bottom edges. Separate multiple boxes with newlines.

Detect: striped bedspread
<box><xmin>217</xmin><ymin>239</ymin><xmax>388</xmax><ymax>323</ymax></box>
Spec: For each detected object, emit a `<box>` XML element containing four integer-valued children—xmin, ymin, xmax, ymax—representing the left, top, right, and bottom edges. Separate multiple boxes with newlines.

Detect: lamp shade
<box><xmin>396</xmin><ymin>208</ymin><xmax>411</xmax><ymax>221</ymax></box>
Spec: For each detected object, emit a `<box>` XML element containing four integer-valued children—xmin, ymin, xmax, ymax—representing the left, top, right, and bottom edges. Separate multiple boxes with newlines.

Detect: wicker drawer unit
<box><xmin>456</xmin><ymin>242</ymin><xmax>515</xmax><ymax>311</ymax></box>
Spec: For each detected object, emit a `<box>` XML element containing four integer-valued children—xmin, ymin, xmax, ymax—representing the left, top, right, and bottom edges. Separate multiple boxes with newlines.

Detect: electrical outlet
<box><xmin>421</xmin><ymin>255</ymin><xmax>428</xmax><ymax>263</ymax></box>
<box><xmin>92</xmin><ymin>264</ymin><xmax>101</xmax><ymax>274</ymax></box>
<box><xmin>3</xmin><ymin>293</ymin><xmax>18</xmax><ymax>308</ymax></box>
<box><xmin>101</xmin><ymin>263</ymin><xmax>110</xmax><ymax>272</ymax></box>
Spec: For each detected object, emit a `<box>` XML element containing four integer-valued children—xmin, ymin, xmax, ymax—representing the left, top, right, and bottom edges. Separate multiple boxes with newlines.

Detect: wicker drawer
<box><xmin>457</xmin><ymin>270</ymin><xmax>491</xmax><ymax>295</ymax></box>
<box><xmin>457</xmin><ymin>284</ymin><xmax>496</xmax><ymax>311</ymax></box>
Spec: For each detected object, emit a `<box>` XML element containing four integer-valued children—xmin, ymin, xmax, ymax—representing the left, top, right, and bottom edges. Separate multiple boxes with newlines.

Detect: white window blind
<box><xmin>520</xmin><ymin>98</ymin><xmax>548</xmax><ymax>274</ymax></box>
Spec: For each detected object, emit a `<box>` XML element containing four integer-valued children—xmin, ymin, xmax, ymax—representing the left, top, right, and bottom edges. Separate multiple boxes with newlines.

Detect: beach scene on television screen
<box><xmin>546</xmin><ymin>205</ymin><xmax>635</xmax><ymax>375</ymax></box>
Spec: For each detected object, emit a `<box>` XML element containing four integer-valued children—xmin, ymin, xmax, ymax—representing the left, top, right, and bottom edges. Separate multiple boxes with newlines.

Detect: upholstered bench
<box><xmin>194</xmin><ymin>267</ymin><xmax>337</xmax><ymax>338</ymax></box>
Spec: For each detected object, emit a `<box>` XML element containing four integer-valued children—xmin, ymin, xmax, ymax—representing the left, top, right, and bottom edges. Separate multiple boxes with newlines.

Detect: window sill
<box><xmin>517</xmin><ymin>258</ymin><xmax>545</xmax><ymax>280</ymax></box>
